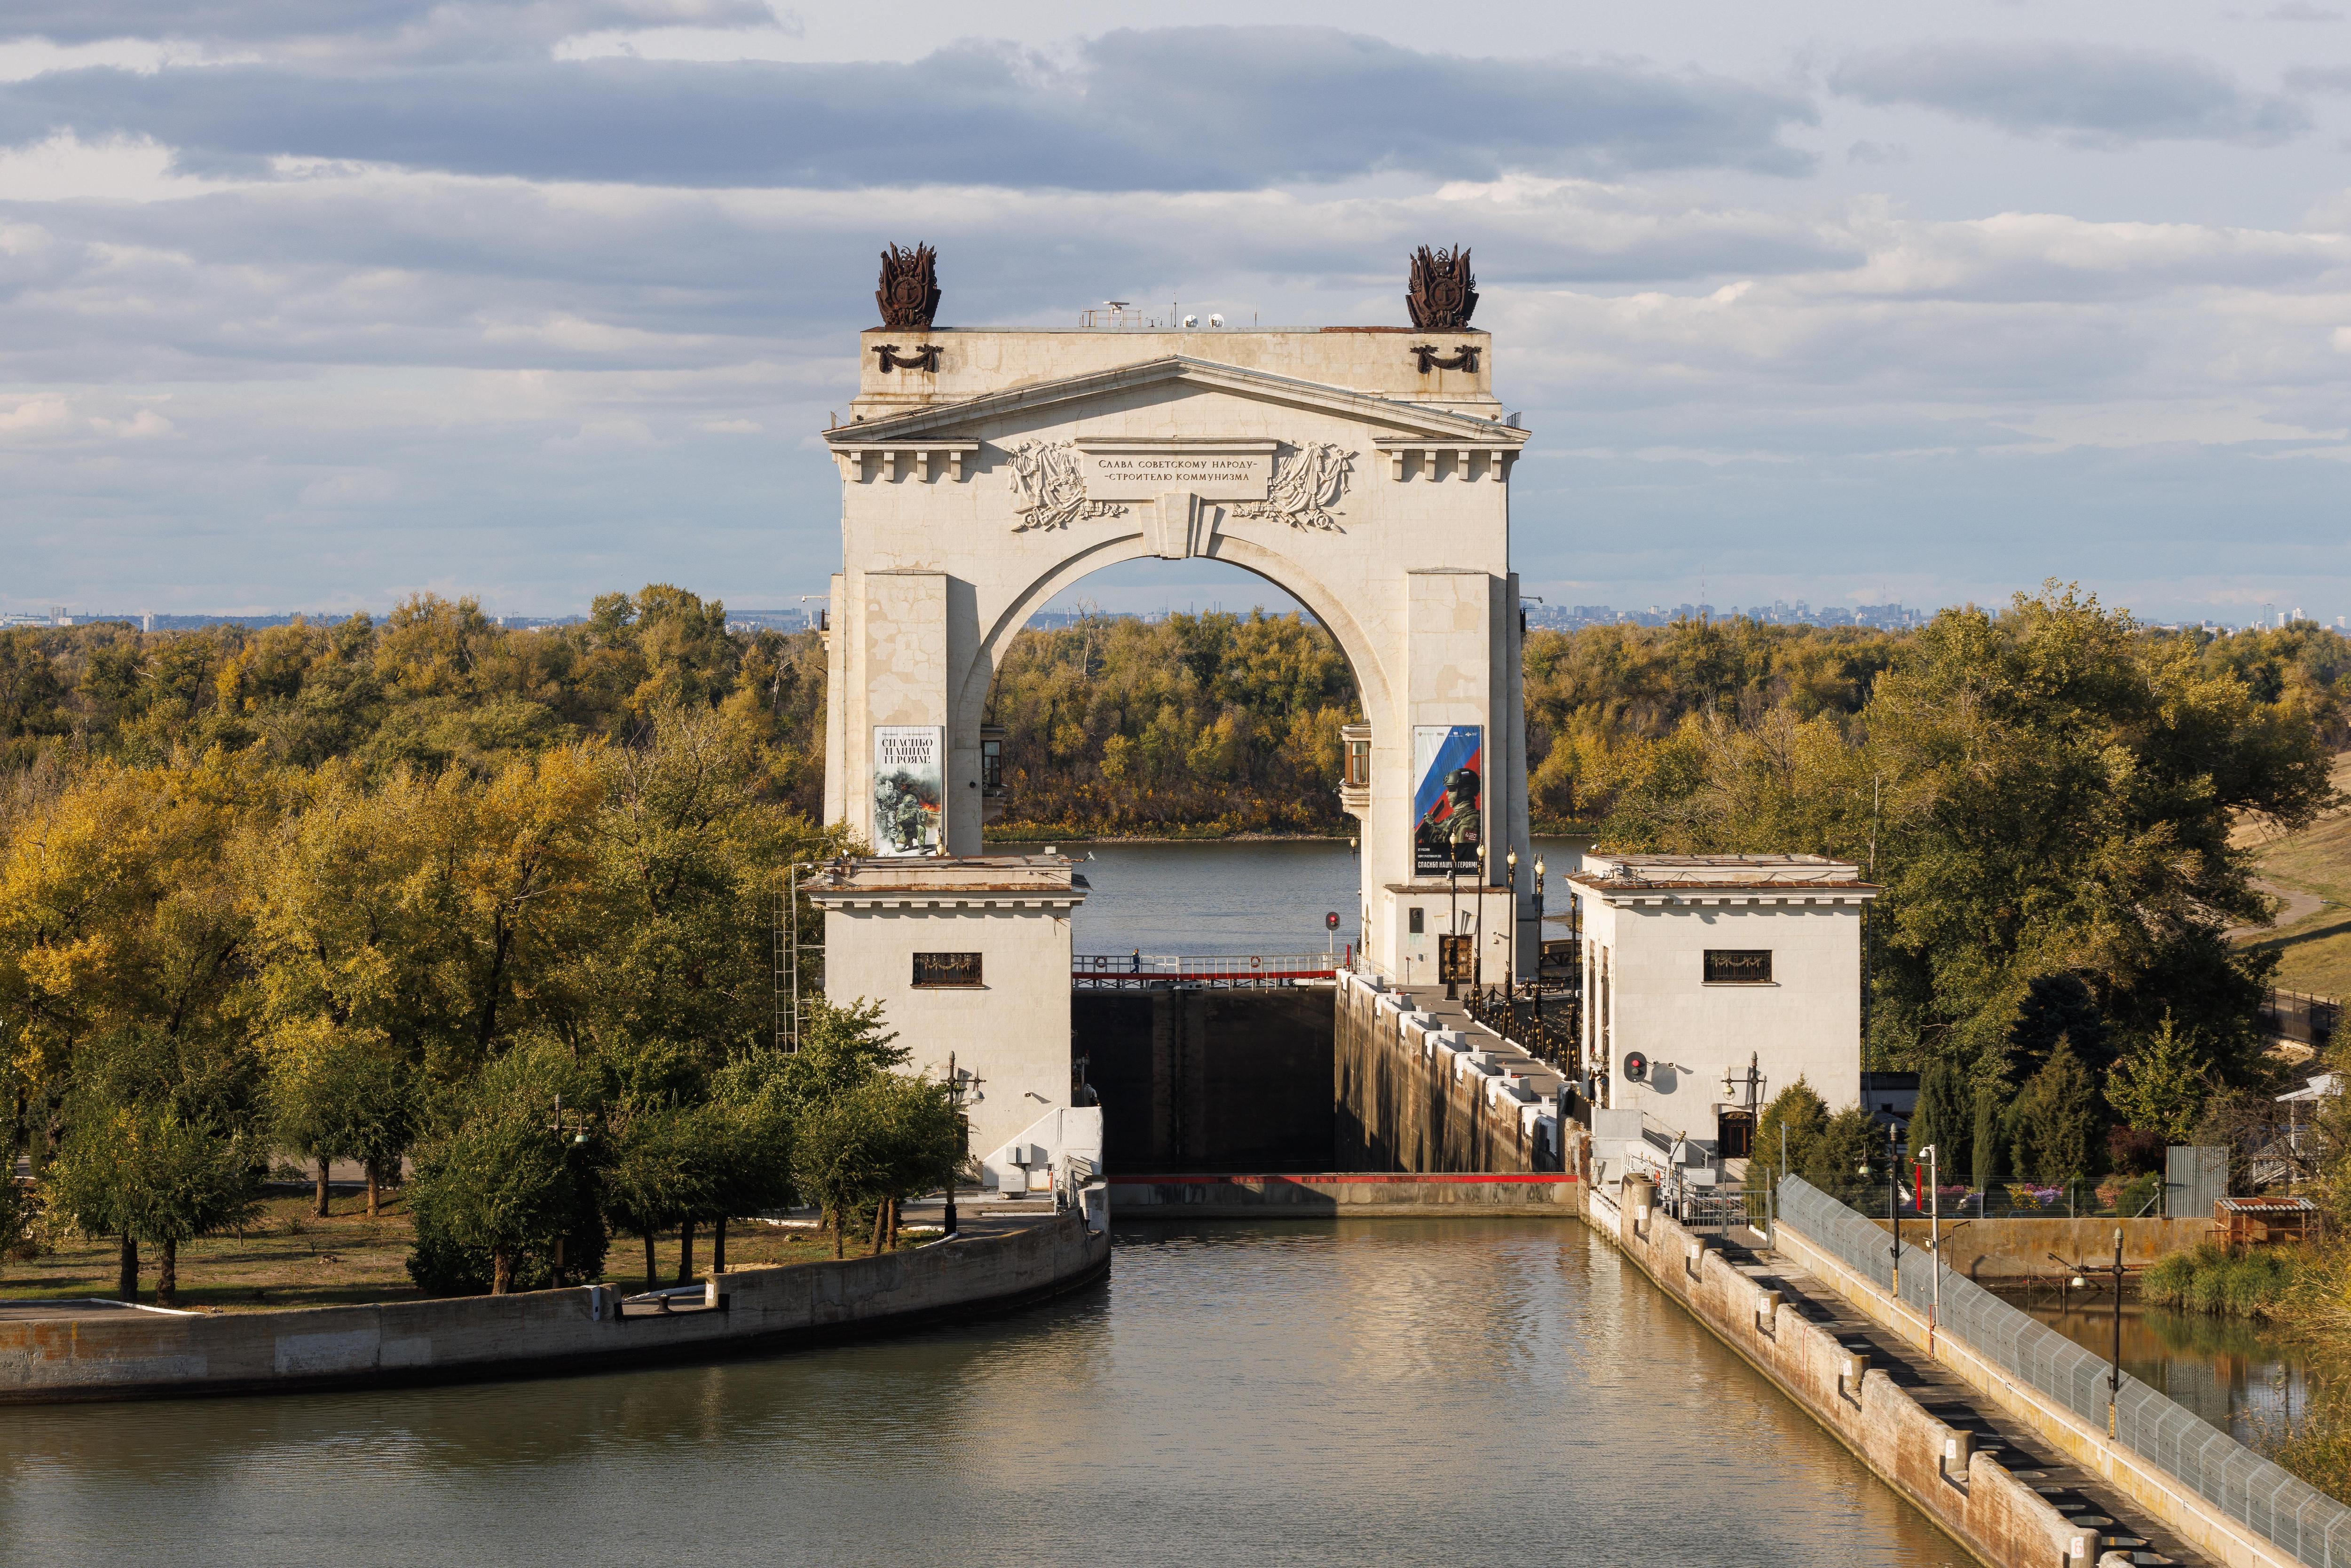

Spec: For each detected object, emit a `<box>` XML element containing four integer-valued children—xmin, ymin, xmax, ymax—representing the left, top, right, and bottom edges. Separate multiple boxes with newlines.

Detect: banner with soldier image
<box><xmin>1412</xmin><ymin>725</ymin><xmax>1483</xmax><ymax>876</ymax></box>
<box><xmin>871</xmin><ymin>726</ymin><xmax>945</xmax><ymax>856</ymax></box>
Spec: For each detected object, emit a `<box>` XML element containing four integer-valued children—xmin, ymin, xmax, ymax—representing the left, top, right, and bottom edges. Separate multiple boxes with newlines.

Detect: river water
<box><xmin>7</xmin><ymin>1220</ymin><xmax>1959</xmax><ymax>1568</ymax></box>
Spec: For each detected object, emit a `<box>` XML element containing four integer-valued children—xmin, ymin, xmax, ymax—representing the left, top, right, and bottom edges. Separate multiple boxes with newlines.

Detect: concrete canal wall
<box><xmin>1775</xmin><ymin>1212</ymin><xmax>2315</xmax><ymax>1568</ymax></box>
<box><xmin>1862</xmin><ymin>1216</ymin><xmax>2216</xmax><ymax>1280</ymax></box>
<box><xmin>1333</xmin><ymin>971</ymin><xmax>1562</xmax><ymax>1174</ymax></box>
<box><xmin>1586</xmin><ymin>1178</ymin><xmax>2093</xmax><ymax>1568</ymax></box>
<box><xmin>0</xmin><ymin>1210</ymin><xmax>1108</xmax><ymax>1404</ymax></box>
<box><xmin>1109</xmin><ymin>1171</ymin><xmax>1578</xmax><ymax>1217</ymax></box>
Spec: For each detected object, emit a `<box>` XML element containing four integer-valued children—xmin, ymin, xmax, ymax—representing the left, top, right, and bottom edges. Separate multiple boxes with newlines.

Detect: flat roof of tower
<box><xmin>1573</xmin><ymin>852</ymin><xmax>1874</xmax><ymax>891</ymax></box>
<box><xmin>805</xmin><ymin>854</ymin><xmax>1088</xmax><ymax>901</ymax></box>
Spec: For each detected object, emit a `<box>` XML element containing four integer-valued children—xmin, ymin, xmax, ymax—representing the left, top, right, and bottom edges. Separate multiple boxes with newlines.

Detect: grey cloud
<box><xmin>2285</xmin><ymin>66</ymin><xmax>2351</xmax><ymax>93</ymax></box>
<box><xmin>0</xmin><ymin>28</ymin><xmax>1818</xmax><ymax>189</ymax></box>
<box><xmin>0</xmin><ymin>1</ymin><xmax>781</xmax><ymax>57</ymax></box>
<box><xmin>1830</xmin><ymin>41</ymin><xmax>2311</xmax><ymax>146</ymax></box>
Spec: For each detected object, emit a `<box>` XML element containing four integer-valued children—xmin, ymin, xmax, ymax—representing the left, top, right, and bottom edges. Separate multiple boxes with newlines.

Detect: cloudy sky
<box><xmin>2</xmin><ymin>2</ymin><xmax>2349</xmax><ymax>623</ymax></box>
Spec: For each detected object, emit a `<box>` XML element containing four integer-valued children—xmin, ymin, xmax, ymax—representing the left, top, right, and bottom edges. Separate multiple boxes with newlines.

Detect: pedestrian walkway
<box><xmin>1724</xmin><ymin>1224</ymin><xmax>2210</xmax><ymax>1568</ymax></box>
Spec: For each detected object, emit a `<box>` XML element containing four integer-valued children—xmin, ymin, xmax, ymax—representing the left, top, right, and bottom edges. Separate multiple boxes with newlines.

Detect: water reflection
<box><xmin>7</xmin><ymin>1220</ymin><xmax>1959</xmax><ymax>1568</ymax></box>
<box><xmin>2021</xmin><ymin>1295</ymin><xmax>2310</xmax><ymax>1444</ymax></box>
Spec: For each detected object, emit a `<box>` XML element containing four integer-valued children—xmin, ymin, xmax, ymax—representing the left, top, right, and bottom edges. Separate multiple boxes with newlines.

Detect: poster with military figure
<box><xmin>871</xmin><ymin>726</ymin><xmax>945</xmax><ymax>856</ymax></box>
<box><xmin>1412</xmin><ymin>725</ymin><xmax>1483</xmax><ymax>876</ymax></box>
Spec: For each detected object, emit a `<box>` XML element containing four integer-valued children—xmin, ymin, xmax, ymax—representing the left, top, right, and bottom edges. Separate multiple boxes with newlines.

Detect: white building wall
<box><xmin>1578</xmin><ymin>894</ymin><xmax>1867</xmax><ymax>1129</ymax></box>
<box><xmin>819</xmin><ymin>902</ymin><xmax>1074</xmax><ymax>1160</ymax></box>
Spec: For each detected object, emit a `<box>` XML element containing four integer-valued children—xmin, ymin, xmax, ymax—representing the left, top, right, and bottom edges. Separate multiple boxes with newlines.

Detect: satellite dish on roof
<box><xmin>1209</xmin><ymin>313</ymin><xmax>1224</xmax><ymax>327</ymax></box>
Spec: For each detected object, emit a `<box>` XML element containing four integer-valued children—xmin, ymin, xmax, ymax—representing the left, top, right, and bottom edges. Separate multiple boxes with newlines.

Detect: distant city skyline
<box><xmin>9</xmin><ymin>591</ymin><xmax>2340</xmax><ymax>640</ymax></box>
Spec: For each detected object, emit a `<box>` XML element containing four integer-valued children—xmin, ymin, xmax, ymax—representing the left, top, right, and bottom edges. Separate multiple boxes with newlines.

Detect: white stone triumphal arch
<box><xmin>813</xmin><ymin>262</ymin><xmax>1535</xmax><ymax>1162</ymax></box>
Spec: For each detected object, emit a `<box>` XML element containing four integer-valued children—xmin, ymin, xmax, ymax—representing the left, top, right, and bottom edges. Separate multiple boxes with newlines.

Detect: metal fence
<box><xmin>2263</xmin><ymin>988</ymin><xmax>2339</xmax><ymax>1048</ymax></box>
<box><xmin>1777</xmin><ymin>1174</ymin><xmax>2351</xmax><ymax>1568</ymax></box>
<box><xmin>1071</xmin><ymin>953</ymin><xmax>1337</xmax><ymax>989</ymax></box>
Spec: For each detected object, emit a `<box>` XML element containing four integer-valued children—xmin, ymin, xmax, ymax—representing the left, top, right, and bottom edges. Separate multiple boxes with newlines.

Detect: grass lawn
<box><xmin>0</xmin><ymin>1190</ymin><xmax>930</xmax><ymax>1313</ymax></box>
<box><xmin>2238</xmin><ymin>753</ymin><xmax>2351</xmax><ymax>998</ymax></box>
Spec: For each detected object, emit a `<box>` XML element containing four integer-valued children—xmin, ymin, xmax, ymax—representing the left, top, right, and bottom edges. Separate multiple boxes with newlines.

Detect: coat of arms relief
<box><xmin>1006</xmin><ymin>441</ymin><xmax>1126</xmax><ymax>533</ymax></box>
<box><xmin>1007</xmin><ymin>439</ymin><xmax>1357</xmax><ymax>534</ymax></box>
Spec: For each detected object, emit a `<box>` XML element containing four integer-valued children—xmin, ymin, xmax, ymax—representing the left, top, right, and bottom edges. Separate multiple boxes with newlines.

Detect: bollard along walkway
<box><xmin>1719</xmin><ymin>1220</ymin><xmax>2210</xmax><ymax>1568</ymax></box>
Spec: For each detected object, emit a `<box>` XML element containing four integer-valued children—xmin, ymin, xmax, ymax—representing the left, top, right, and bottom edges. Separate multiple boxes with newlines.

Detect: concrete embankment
<box><xmin>1109</xmin><ymin>1172</ymin><xmax>1578</xmax><ymax>1218</ymax></box>
<box><xmin>1774</xmin><ymin>1213</ymin><xmax>2311</xmax><ymax>1568</ymax></box>
<box><xmin>1333</xmin><ymin>971</ymin><xmax>1564</xmax><ymax>1174</ymax></box>
<box><xmin>0</xmin><ymin>1209</ymin><xmax>1107</xmax><ymax>1404</ymax></box>
<box><xmin>1586</xmin><ymin>1180</ymin><xmax>2107</xmax><ymax>1568</ymax></box>
<box><xmin>1863</xmin><ymin>1215</ymin><xmax>2215</xmax><ymax>1280</ymax></box>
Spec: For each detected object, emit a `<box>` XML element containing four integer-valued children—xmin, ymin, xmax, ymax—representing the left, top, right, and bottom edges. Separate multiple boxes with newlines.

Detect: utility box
<box><xmin>2165</xmin><ymin>1144</ymin><xmax>2227</xmax><ymax>1218</ymax></box>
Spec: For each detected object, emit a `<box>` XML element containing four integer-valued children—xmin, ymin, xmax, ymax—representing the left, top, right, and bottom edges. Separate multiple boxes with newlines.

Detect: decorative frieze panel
<box><xmin>1232</xmin><ymin>442</ymin><xmax>1357</xmax><ymax>532</ymax></box>
<box><xmin>1006</xmin><ymin>440</ymin><xmax>1128</xmax><ymax>532</ymax></box>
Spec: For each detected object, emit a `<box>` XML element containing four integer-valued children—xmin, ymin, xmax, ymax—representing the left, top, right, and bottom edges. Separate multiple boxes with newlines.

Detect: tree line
<box><xmin>4</xmin><ymin>580</ymin><xmax>2345</xmax><ymax>1235</ymax></box>
<box><xmin>1595</xmin><ymin>588</ymin><xmax>2344</xmax><ymax>1189</ymax></box>
<box><xmin>0</xmin><ymin>693</ymin><xmax>958</xmax><ymax>1303</ymax></box>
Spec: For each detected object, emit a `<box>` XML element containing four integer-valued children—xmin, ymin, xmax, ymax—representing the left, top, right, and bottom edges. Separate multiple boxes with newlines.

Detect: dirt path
<box><xmin>2227</xmin><ymin>877</ymin><xmax>2329</xmax><ymax>938</ymax></box>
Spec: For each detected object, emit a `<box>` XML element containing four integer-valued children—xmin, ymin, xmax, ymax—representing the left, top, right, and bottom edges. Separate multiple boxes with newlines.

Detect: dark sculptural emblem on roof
<box><xmin>876</xmin><ymin>243</ymin><xmax>941</xmax><ymax>329</ymax></box>
<box><xmin>1406</xmin><ymin>245</ymin><xmax>1477</xmax><ymax>331</ymax></box>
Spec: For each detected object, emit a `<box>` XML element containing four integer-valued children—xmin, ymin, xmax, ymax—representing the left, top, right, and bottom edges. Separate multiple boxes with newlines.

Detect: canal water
<box><xmin>6</xmin><ymin>1220</ymin><xmax>1960</xmax><ymax>1568</ymax></box>
<box><xmin>2022</xmin><ymin>1294</ymin><xmax>2311</xmax><ymax>1447</ymax></box>
<box><xmin>1001</xmin><ymin>835</ymin><xmax>1590</xmax><ymax>956</ymax></box>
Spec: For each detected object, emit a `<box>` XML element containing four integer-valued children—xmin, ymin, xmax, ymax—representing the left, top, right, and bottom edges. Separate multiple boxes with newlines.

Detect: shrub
<box><xmin>2107</xmin><ymin>1127</ymin><xmax>2166</xmax><ymax>1176</ymax></box>
<box><xmin>2142</xmin><ymin>1242</ymin><xmax>2298</xmax><ymax>1317</ymax></box>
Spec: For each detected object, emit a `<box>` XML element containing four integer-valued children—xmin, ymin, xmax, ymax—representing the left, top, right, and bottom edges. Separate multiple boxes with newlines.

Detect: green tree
<box><xmin>48</xmin><ymin>1096</ymin><xmax>260</xmax><ymax>1306</ymax></box>
<box><xmin>2011</xmin><ymin>1039</ymin><xmax>2104</xmax><ymax>1182</ymax></box>
<box><xmin>1746</xmin><ymin>1079</ymin><xmax>1829</xmax><ymax>1197</ymax></box>
<box><xmin>1597</xmin><ymin>586</ymin><xmax>2334</xmax><ymax>1089</ymax></box>
<box><xmin>1906</xmin><ymin>1057</ymin><xmax>1971</xmax><ymax>1178</ymax></box>
<box><xmin>704</xmin><ymin>1048</ymin><xmax>800</xmax><ymax>1273</ymax></box>
<box><xmin>404</xmin><ymin>1044</ymin><xmax>605</xmax><ymax>1296</ymax></box>
<box><xmin>601</xmin><ymin>1101</ymin><xmax>715</xmax><ymax>1290</ymax></box>
<box><xmin>791</xmin><ymin>1070</ymin><xmax>959</xmax><ymax>1260</ymax></box>
<box><xmin>1972</xmin><ymin>1080</ymin><xmax>2009</xmax><ymax>1189</ymax></box>
<box><xmin>267</xmin><ymin>1021</ymin><xmax>419</xmax><ymax>1219</ymax></box>
<box><xmin>1805</xmin><ymin>1107</ymin><xmax>1883</xmax><ymax>1199</ymax></box>
<box><xmin>2106</xmin><ymin>1013</ymin><xmax>2212</xmax><ymax>1144</ymax></box>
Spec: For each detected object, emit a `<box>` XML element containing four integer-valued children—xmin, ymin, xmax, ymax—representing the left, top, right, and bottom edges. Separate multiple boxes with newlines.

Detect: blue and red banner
<box><xmin>1412</xmin><ymin>724</ymin><xmax>1483</xmax><ymax>876</ymax></box>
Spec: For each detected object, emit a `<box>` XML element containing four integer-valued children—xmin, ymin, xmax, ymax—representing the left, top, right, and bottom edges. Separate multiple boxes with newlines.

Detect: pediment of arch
<box><xmin>826</xmin><ymin>355</ymin><xmax>1529</xmax><ymax>449</ymax></box>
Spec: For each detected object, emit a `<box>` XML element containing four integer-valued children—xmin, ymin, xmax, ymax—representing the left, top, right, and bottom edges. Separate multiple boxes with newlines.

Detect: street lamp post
<box><xmin>1505</xmin><ymin>846</ymin><xmax>1519</xmax><ymax>1032</ymax></box>
<box><xmin>1918</xmin><ymin>1143</ymin><xmax>1940</xmax><ymax>1351</ymax></box>
<box><xmin>1446</xmin><ymin>851</ymin><xmax>1461</xmax><ymax>1001</ymax></box>
<box><xmin>2107</xmin><ymin>1226</ymin><xmax>2124</xmax><ymax>1437</ymax></box>
<box><xmin>944</xmin><ymin>1054</ymin><xmax>984</xmax><ymax>1238</ymax></box>
<box><xmin>1532</xmin><ymin>855</ymin><xmax>1547</xmax><ymax>1055</ymax></box>
<box><xmin>1470</xmin><ymin>841</ymin><xmax>1488</xmax><ymax>999</ymax></box>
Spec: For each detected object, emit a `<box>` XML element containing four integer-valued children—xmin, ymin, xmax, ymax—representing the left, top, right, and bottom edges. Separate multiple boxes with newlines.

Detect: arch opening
<box><xmin>973</xmin><ymin>555</ymin><xmax>1365</xmax><ymax>851</ymax></box>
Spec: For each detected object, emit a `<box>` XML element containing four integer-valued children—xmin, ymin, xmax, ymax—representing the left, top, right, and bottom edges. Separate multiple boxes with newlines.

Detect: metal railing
<box><xmin>1460</xmin><ymin>984</ymin><xmax>1581</xmax><ymax>1070</ymax></box>
<box><xmin>1777</xmin><ymin>1174</ymin><xmax>2351</xmax><ymax>1567</ymax></box>
<box><xmin>2263</xmin><ymin>988</ymin><xmax>2339</xmax><ymax>1048</ymax></box>
<box><xmin>1073</xmin><ymin>953</ymin><xmax>1339</xmax><ymax>989</ymax></box>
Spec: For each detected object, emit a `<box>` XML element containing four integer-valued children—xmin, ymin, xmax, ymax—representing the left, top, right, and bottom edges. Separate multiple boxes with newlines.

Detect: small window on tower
<box><xmin>1703</xmin><ymin>950</ymin><xmax>1773</xmax><ymax>985</ymax></box>
<box><xmin>913</xmin><ymin>952</ymin><xmax>984</xmax><ymax>988</ymax></box>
